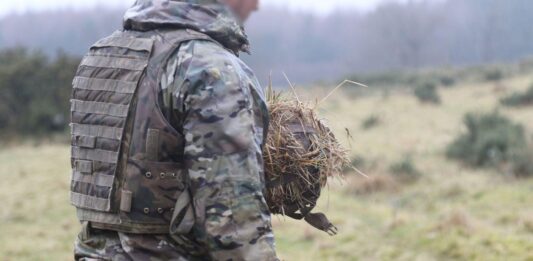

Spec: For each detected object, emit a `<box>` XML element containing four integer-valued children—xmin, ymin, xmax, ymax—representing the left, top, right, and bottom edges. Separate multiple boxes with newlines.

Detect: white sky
<box><xmin>0</xmin><ymin>0</ymin><xmax>402</xmax><ymax>16</ymax></box>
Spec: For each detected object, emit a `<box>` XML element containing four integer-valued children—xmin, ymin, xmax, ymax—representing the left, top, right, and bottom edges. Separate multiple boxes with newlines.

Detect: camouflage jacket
<box><xmin>125</xmin><ymin>1</ymin><xmax>277</xmax><ymax>260</ymax></box>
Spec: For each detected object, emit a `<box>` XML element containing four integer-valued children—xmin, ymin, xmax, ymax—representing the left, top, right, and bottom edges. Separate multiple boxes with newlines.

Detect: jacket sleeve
<box><xmin>180</xmin><ymin>53</ymin><xmax>278</xmax><ymax>260</ymax></box>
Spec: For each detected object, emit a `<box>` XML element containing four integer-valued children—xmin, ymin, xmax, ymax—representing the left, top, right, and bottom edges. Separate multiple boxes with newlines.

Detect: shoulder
<box><xmin>180</xmin><ymin>39</ymin><xmax>256</xmax><ymax>91</ymax></box>
<box><xmin>170</xmin><ymin>38</ymin><xmax>266</xmax><ymax>109</ymax></box>
<box><xmin>184</xmin><ymin>40</ymin><xmax>252</xmax><ymax>77</ymax></box>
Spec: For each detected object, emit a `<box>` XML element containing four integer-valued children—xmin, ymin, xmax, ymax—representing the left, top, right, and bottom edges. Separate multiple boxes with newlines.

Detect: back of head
<box><xmin>124</xmin><ymin>0</ymin><xmax>250</xmax><ymax>53</ymax></box>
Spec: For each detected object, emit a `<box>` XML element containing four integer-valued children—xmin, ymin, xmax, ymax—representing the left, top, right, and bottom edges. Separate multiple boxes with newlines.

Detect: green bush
<box><xmin>484</xmin><ymin>68</ymin><xmax>504</xmax><ymax>82</ymax></box>
<box><xmin>439</xmin><ymin>75</ymin><xmax>456</xmax><ymax>87</ymax></box>
<box><xmin>510</xmin><ymin>149</ymin><xmax>533</xmax><ymax>178</ymax></box>
<box><xmin>500</xmin><ymin>85</ymin><xmax>533</xmax><ymax>107</ymax></box>
<box><xmin>389</xmin><ymin>156</ymin><xmax>421</xmax><ymax>183</ymax></box>
<box><xmin>0</xmin><ymin>48</ymin><xmax>80</xmax><ymax>136</ymax></box>
<box><xmin>414</xmin><ymin>82</ymin><xmax>441</xmax><ymax>104</ymax></box>
<box><xmin>446</xmin><ymin>112</ymin><xmax>527</xmax><ymax>167</ymax></box>
<box><xmin>361</xmin><ymin>114</ymin><xmax>381</xmax><ymax>130</ymax></box>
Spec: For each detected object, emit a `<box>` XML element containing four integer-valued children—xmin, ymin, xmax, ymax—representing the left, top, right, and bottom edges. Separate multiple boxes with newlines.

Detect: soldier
<box><xmin>70</xmin><ymin>0</ymin><xmax>278</xmax><ymax>260</ymax></box>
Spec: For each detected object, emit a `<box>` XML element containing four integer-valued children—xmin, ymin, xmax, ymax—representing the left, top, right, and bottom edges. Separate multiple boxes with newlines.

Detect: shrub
<box><xmin>361</xmin><ymin>114</ymin><xmax>381</xmax><ymax>130</ymax></box>
<box><xmin>414</xmin><ymin>82</ymin><xmax>441</xmax><ymax>104</ymax></box>
<box><xmin>389</xmin><ymin>156</ymin><xmax>422</xmax><ymax>183</ymax></box>
<box><xmin>500</xmin><ymin>85</ymin><xmax>533</xmax><ymax>107</ymax></box>
<box><xmin>510</xmin><ymin>149</ymin><xmax>533</xmax><ymax>178</ymax></box>
<box><xmin>446</xmin><ymin>112</ymin><xmax>527</xmax><ymax>167</ymax></box>
<box><xmin>484</xmin><ymin>68</ymin><xmax>504</xmax><ymax>82</ymax></box>
<box><xmin>0</xmin><ymin>48</ymin><xmax>80</xmax><ymax>136</ymax></box>
<box><xmin>439</xmin><ymin>75</ymin><xmax>456</xmax><ymax>87</ymax></box>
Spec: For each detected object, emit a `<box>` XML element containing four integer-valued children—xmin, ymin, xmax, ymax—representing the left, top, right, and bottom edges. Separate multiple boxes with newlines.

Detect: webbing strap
<box><xmin>75</xmin><ymin>160</ymin><xmax>93</xmax><ymax>174</ymax></box>
<box><xmin>120</xmin><ymin>190</ymin><xmax>133</xmax><ymax>213</ymax></box>
<box><xmin>170</xmin><ymin>188</ymin><xmax>195</xmax><ymax>235</ymax></box>
<box><xmin>76</xmin><ymin>208</ymin><xmax>121</xmax><ymax>225</ymax></box>
<box><xmin>71</xmin><ymin>99</ymin><xmax>129</xmax><ymax>118</ymax></box>
<box><xmin>146</xmin><ymin>129</ymin><xmax>160</xmax><ymax>161</ymax></box>
<box><xmin>74</xmin><ymin>135</ymin><xmax>97</xmax><ymax>149</ymax></box>
<box><xmin>71</xmin><ymin>123</ymin><xmax>123</xmax><ymax>140</ymax></box>
<box><xmin>73</xmin><ymin>77</ymin><xmax>137</xmax><ymax>94</ymax></box>
<box><xmin>71</xmin><ymin>192</ymin><xmax>110</xmax><ymax>212</ymax></box>
<box><xmin>72</xmin><ymin>171</ymin><xmax>115</xmax><ymax>187</ymax></box>
<box><xmin>92</xmin><ymin>37</ymin><xmax>154</xmax><ymax>52</ymax></box>
<box><xmin>72</xmin><ymin>147</ymin><xmax>119</xmax><ymax>164</ymax></box>
<box><xmin>81</xmin><ymin>55</ymin><xmax>148</xmax><ymax>71</ymax></box>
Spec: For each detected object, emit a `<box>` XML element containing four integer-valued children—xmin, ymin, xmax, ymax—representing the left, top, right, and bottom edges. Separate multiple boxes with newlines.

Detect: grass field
<box><xmin>1</xmin><ymin>74</ymin><xmax>533</xmax><ymax>260</ymax></box>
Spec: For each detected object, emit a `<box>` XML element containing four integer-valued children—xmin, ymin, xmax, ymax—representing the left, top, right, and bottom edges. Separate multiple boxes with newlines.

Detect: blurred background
<box><xmin>0</xmin><ymin>0</ymin><xmax>532</xmax><ymax>260</ymax></box>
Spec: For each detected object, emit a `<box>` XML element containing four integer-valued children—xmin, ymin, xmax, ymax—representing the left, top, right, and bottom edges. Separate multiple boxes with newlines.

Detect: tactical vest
<box><xmin>70</xmin><ymin>29</ymin><xmax>214</xmax><ymax>234</ymax></box>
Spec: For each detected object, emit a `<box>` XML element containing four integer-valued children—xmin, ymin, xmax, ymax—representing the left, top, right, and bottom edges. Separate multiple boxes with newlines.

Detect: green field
<box><xmin>1</xmin><ymin>74</ymin><xmax>533</xmax><ymax>260</ymax></box>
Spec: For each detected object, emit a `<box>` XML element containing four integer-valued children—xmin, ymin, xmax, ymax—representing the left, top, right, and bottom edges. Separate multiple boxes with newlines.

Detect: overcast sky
<box><xmin>0</xmin><ymin>0</ymin><xmax>403</xmax><ymax>16</ymax></box>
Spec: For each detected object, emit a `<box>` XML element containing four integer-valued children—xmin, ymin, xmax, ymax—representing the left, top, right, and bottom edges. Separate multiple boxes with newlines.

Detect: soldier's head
<box><xmin>220</xmin><ymin>0</ymin><xmax>260</xmax><ymax>22</ymax></box>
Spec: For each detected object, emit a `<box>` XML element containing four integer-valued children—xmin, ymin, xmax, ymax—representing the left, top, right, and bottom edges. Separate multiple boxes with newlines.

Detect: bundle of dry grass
<box><xmin>263</xmin><ymin>85</ymin><xmax>352</xmax><ymax>234</ymax></box>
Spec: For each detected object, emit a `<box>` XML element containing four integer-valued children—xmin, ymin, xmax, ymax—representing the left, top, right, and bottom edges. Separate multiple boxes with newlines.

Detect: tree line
<box><xmin>2</xmin><ymin>0</ymin><xmax>533</xmax><ymax>84</ymax></box>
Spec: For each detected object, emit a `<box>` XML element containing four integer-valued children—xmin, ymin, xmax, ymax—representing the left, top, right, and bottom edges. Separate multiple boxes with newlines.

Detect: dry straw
<box><xmin>263</xmin><ymin>77</ymin><xmax>366</xmax><ymax>219</ymax></box>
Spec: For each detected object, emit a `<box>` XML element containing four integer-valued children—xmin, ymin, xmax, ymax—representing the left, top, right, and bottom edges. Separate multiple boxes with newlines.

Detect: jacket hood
<box><xmin>123</xmin><ymin>0</ymin><xmax>250</xmax><ymax>54</ymax></box>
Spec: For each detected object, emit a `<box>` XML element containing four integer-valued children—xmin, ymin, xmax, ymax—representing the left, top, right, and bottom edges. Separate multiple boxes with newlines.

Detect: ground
<box><xmin>1</xmin><ymin>74</ymin><xmax>533</xmax><ymax>260</ymax></box>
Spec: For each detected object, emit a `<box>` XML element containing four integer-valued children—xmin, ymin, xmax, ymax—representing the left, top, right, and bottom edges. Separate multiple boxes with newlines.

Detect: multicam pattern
<box><xmin>75</xmin><ymin>222</ymin><xmax>195</xmax><ymax>260</ymax></box>
<box><xmin>165</xmin><ymin>39</ymin><xmax>275</xmax><ymax>259</ymax></box>
<box><xmin>73</xmin><ymin>0</ymin><xmax>277</xmax><ymax>260</ymax></box>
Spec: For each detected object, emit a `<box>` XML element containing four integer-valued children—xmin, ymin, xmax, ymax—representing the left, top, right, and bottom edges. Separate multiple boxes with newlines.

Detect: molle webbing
<box><xmin>70</xmin><ymin>29</ymin><xmax>215</xmax><ymax>234</ymax></box>
<box><xmin>71</xmin><ymin>100</ymin><xmax>130</xmax><ymax>117</ymax></box>
<box><xmin>73</xmin><ymin>77</ymin><xmax>138</xmax><ymax>94</ymax></box>
<box><xmin>71</xmin><ymin>124</ymin><xmax>123</xmax><ymax>140</ymax></box>
<box><xmin>70</xmin><ymin>36</ymin><xmax>154</xmax><ymax>212</ymax></box>
<box><xmin>91</xmin><ymin>36</ymin><xmax>154</xmax><ymax>52</ymax></box>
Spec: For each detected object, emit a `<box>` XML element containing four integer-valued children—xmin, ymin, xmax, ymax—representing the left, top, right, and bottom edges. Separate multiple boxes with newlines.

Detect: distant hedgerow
<box><xmin>0</xmin><ymin>48</ymin><xmax>80</xmax><ymax>136</ymax></box>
